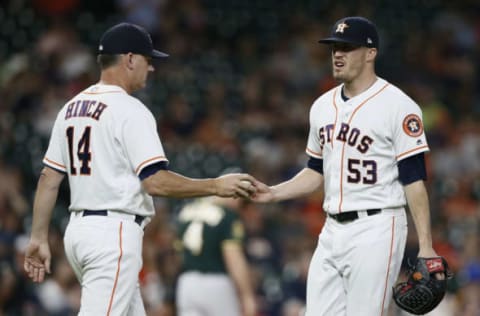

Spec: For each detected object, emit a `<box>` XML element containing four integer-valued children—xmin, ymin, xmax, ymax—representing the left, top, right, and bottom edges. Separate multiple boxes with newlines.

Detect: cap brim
<box><xmin>151</xmin><ymin>49</ymin><xmax>169</xmax><ymax>58</ymax></box>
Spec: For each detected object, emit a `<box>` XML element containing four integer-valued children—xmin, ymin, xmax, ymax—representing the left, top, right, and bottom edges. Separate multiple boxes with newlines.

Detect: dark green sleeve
<box><xmin>219</xmin><ymin>208</ymin><xmax>244</xmax><ymax>244</ymax></box>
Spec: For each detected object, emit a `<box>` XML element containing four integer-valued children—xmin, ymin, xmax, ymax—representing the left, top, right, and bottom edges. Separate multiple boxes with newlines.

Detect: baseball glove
<box><xmin>393</xmin><ymin>257</ymin><xmax>451</xmax><ymax>315</ymax></box>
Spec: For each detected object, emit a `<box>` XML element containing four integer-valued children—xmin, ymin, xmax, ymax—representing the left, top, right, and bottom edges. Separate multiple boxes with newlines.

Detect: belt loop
<box><xmin>357</xmin><ymin>211</ymin><xmax>368</xmax><ymax>219</ymax></box>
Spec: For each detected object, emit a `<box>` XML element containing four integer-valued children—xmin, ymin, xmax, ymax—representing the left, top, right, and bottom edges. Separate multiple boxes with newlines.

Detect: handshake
<box><xmin>214</xmin><ymin>173</ymin><xmax>270</xmax><ymax>201</ymax></box>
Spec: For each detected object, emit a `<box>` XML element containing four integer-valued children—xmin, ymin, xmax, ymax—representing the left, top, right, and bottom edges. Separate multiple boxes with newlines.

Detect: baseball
<box><xmin>241</xmin><ymin>180</ymin><xmax>252</xmax><ymax>187</ymax></box>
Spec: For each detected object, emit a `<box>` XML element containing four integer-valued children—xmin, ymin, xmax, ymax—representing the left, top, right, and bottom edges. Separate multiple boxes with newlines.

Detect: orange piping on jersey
<box><xmin>107</xmin><ymin>222</ymin><xmax>123</xmax><ymax>316</ymax></box>
<box><xmin>306</xmin><ymin>147</ymin><xmax>322</xmax><ymax>157</ymax></box>
<box><xmin>348</xmin><ymin>83</ymin><xmax>390</xmax><ymax>124</ymax></box>
<box><xmin>338</xmin><ymin>144</ymin><xmax>347</xmax><ymax>212</ymax></box>
<box><xmin>337</xmin><ymin>83</ymin><xmax>390</xmax><ymax>212</ymax></box>
<box><xmin>396</xmin><ymin>145</ymin><xmax>429</xmax><ymax>160</ymax></box>
<box><xmin>135</xmin><ymin>156</ymin><xmax>168</xmax><ymax>174</ymax></box>
<box><xmin>44</xmin><ymin>158</ymin><xmax>66</xmax><ymax>170</ymax></box>
<box><xmin>380</xmin><ymin>217</ymin><xmax>395</xmax><ymax>316</ymax></box>
<box><xmin>331</xmin><ymin>89</ymin><xmax>339</xmax><ymax>150</ymax></box>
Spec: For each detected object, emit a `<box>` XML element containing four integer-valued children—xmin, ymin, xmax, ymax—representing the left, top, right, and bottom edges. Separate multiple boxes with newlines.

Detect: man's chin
<box><xmin>333</xmin><ymin>73</ymin><xmax>346</xmax><ymax>82</ymax></box>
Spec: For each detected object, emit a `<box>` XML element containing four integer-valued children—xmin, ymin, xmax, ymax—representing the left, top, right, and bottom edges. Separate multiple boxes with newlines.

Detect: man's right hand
<box><xmin>214</xmin><ymin>173</ymin><xmax>259</xmax><ymax>198</ymax></box>
<box><xmin>248</xmin><ymin>180</ymin><xmax>274</xmax><ymax>203</ymax></box>
<box><xmin>24</xmin><ymin>239</ymin><xmax>51</xmax><ymax>283</ymax></box>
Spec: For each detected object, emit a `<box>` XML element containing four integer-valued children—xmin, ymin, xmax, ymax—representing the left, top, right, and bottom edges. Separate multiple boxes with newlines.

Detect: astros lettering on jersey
<box><xmin>306</xmin><ymin>77</ymin><xmax>428</xmax><ymax>213</ymax></box>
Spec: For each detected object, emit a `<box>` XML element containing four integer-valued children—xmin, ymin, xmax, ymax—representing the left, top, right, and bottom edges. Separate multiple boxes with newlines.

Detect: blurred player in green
<box><xmin>175</xmin><ymin>196</ymin><xmax>257</xmax><ymax>316</ymax></box>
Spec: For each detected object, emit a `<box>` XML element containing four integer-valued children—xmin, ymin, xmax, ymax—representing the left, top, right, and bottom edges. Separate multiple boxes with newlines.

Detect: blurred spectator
<box><xmin>35</xmin><ymin>257</ymin><xmax>80</xmax><ymax>315</ymax></box>
<box><xmin>32</xmin><ymin>0</ymin><xmax>80</xmax><ymax>17</ymax></box>
<box><xmin>116</xmin><ymin>0</ymin><xmax>163</xmax><ymax>32</ymax></box>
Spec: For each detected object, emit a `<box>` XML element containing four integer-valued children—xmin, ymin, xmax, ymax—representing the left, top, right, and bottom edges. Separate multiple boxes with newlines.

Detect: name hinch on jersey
<box><xmin>319</xmin><ymin>122</ymin><xmax>374</xmax><ymax>153</ymax></box>
<box><xmin>65</xmin><ymin>100</ymin><xmax>108</xmax><ymax>120</ymax></box>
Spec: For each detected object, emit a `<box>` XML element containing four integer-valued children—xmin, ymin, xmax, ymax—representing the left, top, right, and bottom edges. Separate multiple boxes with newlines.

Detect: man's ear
<box><xmin>124</xmin><ymin>53</ymin><xmax>135</xmax><ymax>70</ymax></box>
<box><xmin>367</xmin><ymin>48</ymin><xmax>377</xmax><ymax>62</ymax></box>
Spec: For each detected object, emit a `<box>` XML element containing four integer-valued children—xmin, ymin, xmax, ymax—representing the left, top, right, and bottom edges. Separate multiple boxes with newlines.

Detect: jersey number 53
<box><xmin>347</xmin><ymin>158</ymin><xmax>377</xmax><ymax>184</ymax></box>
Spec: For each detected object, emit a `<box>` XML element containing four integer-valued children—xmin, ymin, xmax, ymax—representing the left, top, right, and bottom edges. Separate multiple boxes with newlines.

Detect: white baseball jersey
<box><xmin>43</xmin><ymin>83</ymin><xmax>168</xmax><ymax>217</ymax></box>
<box><xmin>306</xmin><ymin>77</ymin><xmax>429</xmax><ymax>214</ymax></box>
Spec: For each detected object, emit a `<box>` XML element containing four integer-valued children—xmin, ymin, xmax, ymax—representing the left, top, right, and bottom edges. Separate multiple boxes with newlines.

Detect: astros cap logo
<box><xmin>336</xmin><ymin>22</ymin><xmax>349</xmax><ymax>33</ymax></box>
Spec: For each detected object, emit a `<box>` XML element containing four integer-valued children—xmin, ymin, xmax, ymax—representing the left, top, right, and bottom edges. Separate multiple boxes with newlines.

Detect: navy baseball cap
<box><xmin>319</xmin><ymin>17</ymin><xmax>379</xmax><ymax>49</ymax></box>
<box><xmin>98</xmin><ymin>23</ymin><xmax>168</xmax><ymax>58</ymax></box>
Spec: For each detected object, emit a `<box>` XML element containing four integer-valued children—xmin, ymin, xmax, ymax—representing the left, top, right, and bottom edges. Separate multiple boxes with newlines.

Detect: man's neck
<box><xmin>99</xmin><ymin>68</ymin><xmax>131</xmax><ymax>94</ymax></box>
<box><xmin>342</xmin><ymin>73</ymin><xmax>377</xmax><ymax>99</ymax></box>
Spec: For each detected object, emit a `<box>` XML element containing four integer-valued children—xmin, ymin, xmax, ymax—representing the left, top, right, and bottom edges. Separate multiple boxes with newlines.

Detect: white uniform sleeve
<box><xmin>306</xmin><ymin>104</ymin><xmax>323</xmax><ymax>159</ymax></box>
<box><xmin>43</xmin><ymin>112</ymin><xmax>67</xmax><ymax>173</ymax></box>
<box><xmin>121</xmin><ymin>105</ymin><xmax>168</xmax><ymax>175</ymax></box>
<box><xmin>392</xmin><ymin>98</ymin><xmax>429</xmax><ymax>162</ymax></box>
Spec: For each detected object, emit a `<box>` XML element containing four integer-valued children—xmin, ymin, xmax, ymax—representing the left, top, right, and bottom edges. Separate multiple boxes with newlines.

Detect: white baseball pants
<box><xmin>176</xmin><ymin>271</ymin><xmax>241</xmax><ymax>316</ymax></box>
<box><xmin>64</xmin><ymin>212</ymin><xmax>146</xmax><ymax>316</ymax></box>
<box><xmin>305</xmin><ymin>208</ymin><xmax>407</xmax><ymax>316</ymax></box>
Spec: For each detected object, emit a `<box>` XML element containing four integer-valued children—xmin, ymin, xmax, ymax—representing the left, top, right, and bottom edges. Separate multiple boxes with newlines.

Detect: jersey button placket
<box><xmin>333</xmin><ymin>108</ymin><xmax>344</xmax><ymax>210</ymax></box>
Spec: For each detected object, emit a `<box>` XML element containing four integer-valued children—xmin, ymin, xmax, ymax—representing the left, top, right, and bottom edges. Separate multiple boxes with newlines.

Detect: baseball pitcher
<box><xmin>251</xmin><ymin>16</ymin><xmax>448</xmax><ymax>316</ymax></box>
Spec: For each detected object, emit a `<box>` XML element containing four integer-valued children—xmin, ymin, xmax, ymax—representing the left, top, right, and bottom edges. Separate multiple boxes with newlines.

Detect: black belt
<box><xmin>328</xmin><ymin>209</ymin><xmax>381</xmax><ymax>223</ymax></box>
<box><xmin>82</xmin><ymin>209</ymin><xmax>145</xmax><ymax>226</ymax></box>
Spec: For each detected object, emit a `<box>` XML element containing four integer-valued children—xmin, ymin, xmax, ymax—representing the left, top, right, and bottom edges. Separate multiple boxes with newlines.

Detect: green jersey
<box><xmin>177</xmin><ymin>198</ymin><xmax>244</xmax><ymax>273</ymax></box>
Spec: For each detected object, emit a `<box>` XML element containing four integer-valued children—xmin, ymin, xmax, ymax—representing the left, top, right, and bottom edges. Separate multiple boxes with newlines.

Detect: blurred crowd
<box><xmin>1</xmin><ymin>0</ymin><xmax>480</xmax><ymax>315</ymax></box>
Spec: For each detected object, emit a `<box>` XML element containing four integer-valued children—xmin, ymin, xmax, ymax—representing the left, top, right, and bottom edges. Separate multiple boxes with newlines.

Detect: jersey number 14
<box><xmin>66</xmin><ymin>126</ymin><xmax>92</xmax><ymax>175</ymax></box>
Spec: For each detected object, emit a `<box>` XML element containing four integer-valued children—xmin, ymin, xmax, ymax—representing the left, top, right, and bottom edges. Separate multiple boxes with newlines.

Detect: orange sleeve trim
<box><xmin>107</xmin><ymin>222</ymin><xmax>123</xmax><ymax>316</ymax></box>
<box><xmin>306</xmin><ymin>148</ymin><xmax>322</xmax><ymax>157</ymax></box>
<box><xmin>135</xmin><ymin>156</ymin><xmax>168</xmax><ymax>174</ymax></box>
<box><xmin>44</xmin><ymin>158</ymin><xmax>66</xmax><ymax>170</ymax></box>
<box><xmin>396</xmin><ymin>145</ymin><xmax>429</xmax><ymax>160</ymax></box>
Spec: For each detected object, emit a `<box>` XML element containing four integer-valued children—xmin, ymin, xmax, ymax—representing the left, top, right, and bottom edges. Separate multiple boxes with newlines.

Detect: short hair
<box><xmin>96</xmin><ymin>54</ymin><xmax>120</xmax><ymax>70</ymax></box>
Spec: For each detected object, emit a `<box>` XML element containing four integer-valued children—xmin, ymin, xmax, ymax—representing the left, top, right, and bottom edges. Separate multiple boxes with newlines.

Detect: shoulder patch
<box><xmin>402</xmin><ymin>114</ymin><xmax>423</xmax><ymax>137</ymax></box>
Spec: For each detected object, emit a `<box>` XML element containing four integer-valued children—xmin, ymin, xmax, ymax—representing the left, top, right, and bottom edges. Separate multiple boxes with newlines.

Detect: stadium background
<box><xmin>0</xmin><ymin>0</ymin><xmax>479</xmax><ymax>315</ymax></box>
